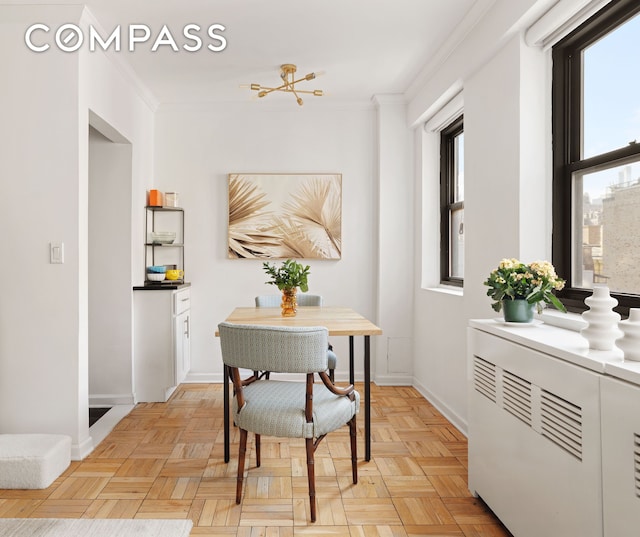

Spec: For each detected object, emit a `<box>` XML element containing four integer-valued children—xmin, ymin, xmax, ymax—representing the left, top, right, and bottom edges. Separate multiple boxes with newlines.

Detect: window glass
<box><xmin>573</xmin><ymin>160</ymin><xmax>640</xmax><ymax>293</ymax></box>
<box><xmin>454</xmin><ymin>133</ymin><xmax>464</xmax><ymax>202</ymax></box>
<box><xmin>451</xmin><ymin>131</ymin><xmax>464</xmax><ymax>279</ymax></box>
<box><xmin>450</xmin><ymin>208</ymin><xmax>464</xmax><ymax>279</ymax></box>
<box><xmin>583</xmin><ymin>12</ymin><xmax>640</xmax><ymax>159</ymax></box>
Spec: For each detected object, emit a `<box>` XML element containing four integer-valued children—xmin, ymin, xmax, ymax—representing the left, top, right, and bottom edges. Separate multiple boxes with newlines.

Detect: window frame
<box><xmin>440</xmin><ymin>115</ymin><xmax>464</xmax><ymax>287</ymax></box>
<box><xmin>552</xmin><ymin>0</ymin><xmax>640</xmax><ymax>315</ymax></box>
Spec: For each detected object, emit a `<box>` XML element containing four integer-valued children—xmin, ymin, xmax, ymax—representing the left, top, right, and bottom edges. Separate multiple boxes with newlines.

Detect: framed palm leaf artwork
<box><xmin>228</xmin><ymin>173</ymin><xmax>342</xmax><ymax>259</ymax></box>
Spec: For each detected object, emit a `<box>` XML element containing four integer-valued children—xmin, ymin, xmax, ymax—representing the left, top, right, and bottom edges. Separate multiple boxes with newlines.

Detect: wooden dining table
<box><xmin>216</xmin><ymin>306</ymin><xmax>382</xmax><ymax>462</ymax></box>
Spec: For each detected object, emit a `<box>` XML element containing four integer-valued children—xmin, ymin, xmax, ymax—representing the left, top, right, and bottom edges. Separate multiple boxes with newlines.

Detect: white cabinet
<box><xmin>134</xmin><ymin>286</ymin><xmax>191</xmax><ymax>402</ymax></box>
<box><xmin>601</xmin><ymin>376</ymin><xmax>640</xmax><ymax>537</ymax></box>
<box><xmin>174</xmin><ymin>290</ymin><xmax>191</xmax><ymax>386</ymax></box>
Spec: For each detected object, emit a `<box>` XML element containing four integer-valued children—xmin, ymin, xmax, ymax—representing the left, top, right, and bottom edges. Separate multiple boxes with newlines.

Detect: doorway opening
<box><xmin>88</xmin><ymin>112</ymin><xmax>134</xmax><ymax>450</ymax></box>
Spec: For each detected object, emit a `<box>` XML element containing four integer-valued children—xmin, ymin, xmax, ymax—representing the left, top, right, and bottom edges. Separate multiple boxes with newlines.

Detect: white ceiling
<box><xmin>20</xmin><ymin>0</ymin><xmax>486</xmax><ymax>105</ymax></box>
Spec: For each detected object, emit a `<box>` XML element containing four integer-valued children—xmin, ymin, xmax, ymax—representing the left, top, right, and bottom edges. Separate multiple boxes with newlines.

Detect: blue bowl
<box><xmin>147</xmin><ymin>265</ymin><xmax>167</xmax><ymax>273</ymax></box>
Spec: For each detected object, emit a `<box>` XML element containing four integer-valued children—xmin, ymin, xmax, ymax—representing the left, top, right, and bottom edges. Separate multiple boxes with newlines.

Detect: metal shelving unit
<box><xmin>144</xmin><ymin>206</ymin><xmax>185</xmax><ymax>286</ymax></box>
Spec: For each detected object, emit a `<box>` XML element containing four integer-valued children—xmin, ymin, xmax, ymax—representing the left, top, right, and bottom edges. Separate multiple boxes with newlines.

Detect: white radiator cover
<box><xmin>468</xmin><ymin>327</ymin><xmax>603</xmax><ymax>537</ymax></box>
<box><xmin>600</xmin><ymin>376</ymin><xmax>640</xmax><ymax>536</ymax></box>
<box><xmin>468</xmin><ymin>319</ymin><xmax>640</xmax><ymax>536</ymax></box>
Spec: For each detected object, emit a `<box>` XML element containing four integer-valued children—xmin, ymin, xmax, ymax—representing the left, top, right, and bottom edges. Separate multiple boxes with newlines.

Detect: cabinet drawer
<box><xmin>174</xmin><ymin>288</ymin><xmax>191</xmax><ymax>315</ymax></box>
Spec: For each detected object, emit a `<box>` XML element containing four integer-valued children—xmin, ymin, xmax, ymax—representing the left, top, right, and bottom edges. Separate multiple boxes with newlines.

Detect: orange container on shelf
<box><xmin>148</xmin><ymin>189</ymin><xmax>163</xmax><ymax>206</ymax></box>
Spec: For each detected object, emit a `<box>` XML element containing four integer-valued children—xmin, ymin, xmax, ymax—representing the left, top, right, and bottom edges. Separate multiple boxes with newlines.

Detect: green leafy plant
<box><xmin>484</xmin><ymin>258</ymin><xmax>567</xmax><ymax>313</ymax></box>
<box><xmin>262</xmin><ymin>259</ymin><xmax>311</xmax><ymax>292</ymax></box>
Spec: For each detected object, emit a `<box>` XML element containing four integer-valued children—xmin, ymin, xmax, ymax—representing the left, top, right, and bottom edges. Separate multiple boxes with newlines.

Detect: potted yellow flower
<box><xmin>484</xmin><ymin>258</ymin><xmax>566</xmax><ymax>322</ymax></box>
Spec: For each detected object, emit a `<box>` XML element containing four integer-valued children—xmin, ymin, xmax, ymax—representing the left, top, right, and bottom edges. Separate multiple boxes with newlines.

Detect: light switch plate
<box><xmin>50</xmin><ymin>242</ymin><xmax>64</xmax><ymax>264</ymax></box>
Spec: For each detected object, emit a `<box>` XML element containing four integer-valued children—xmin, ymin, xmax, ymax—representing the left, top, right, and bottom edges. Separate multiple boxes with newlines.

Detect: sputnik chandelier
<box><xmin>249</xmin><ymin>64</ymin><xmax>323</xmax><ymax>106</ymax></box>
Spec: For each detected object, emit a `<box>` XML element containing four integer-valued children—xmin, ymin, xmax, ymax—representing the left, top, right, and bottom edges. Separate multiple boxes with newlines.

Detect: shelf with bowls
<box><xmin>144</xmin><ymin>206</ymin><xmax>185</xmax><ymax>286</ymax></box>
<box><xmin>149</xmin><ymin>230</ymin><xmax>177</xmax><ymax>245</ymax></box>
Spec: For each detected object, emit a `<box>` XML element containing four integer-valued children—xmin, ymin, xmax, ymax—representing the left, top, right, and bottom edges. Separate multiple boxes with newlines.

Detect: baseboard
<box><xmin>184</xmin><ymin>372</ymin><xmax>223</xmax><ymax>383</ymax></box>
<box><xmin>71</xmin><ymin>436</ymin><xmax>94</xmax><ymax>461</ymax></box>
<box><xmin>71</xmin><ymin>405</ymin><xmax>136</xmax><ymax>461</ymax></box>
<box><xmin>412</xmin><ymin>378</ymin><xmax>468</xmax><ymax>437</ymax></box>
<box><xmin>89</xmin><ymin>393</ymin><xmax>135</xmax><ymax>406</ymax></box>
<box><xmin>374</xmin><ymin>374</ymin><xmax>414</xmax><ymax>386</ymax></box>
<box><xmin>88</xmin><ymin>405</ymin><xmax>134</xmax><ymax>457</ymax></box>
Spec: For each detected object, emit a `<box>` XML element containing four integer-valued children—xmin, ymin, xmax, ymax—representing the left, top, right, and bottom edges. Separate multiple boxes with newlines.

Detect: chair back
<box><xmin>218</xmin><ymin>323</ymin><xmax>329</xmax><ymax>374</ymax></box>
<box><xmin>255</xmin><ymin>294</ymin><xmax>323</xmax><ymax>307</ymax></box>
<box><xmin>298</xmin><ymin>294</ymin><xmax>323</xmax><ymax>306</ymax></box>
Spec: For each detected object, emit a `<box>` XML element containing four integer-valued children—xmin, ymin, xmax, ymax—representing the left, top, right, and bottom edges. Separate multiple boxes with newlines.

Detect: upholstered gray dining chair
<box><xmin>218</xmin><ymin>322</ymin><xmax>359</xmax><ymax>522</ymax></box>
<box><xmin>255</xmin><ymin>294</ymin><xmax>338</xmax><ymax>380</ymax></box>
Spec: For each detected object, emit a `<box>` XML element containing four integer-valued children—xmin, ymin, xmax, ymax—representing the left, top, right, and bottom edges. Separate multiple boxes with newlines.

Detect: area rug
<box><xmin>0</xmin><ymin>518</ymin><xmax>193</xmax><ymax>537</ymax></box>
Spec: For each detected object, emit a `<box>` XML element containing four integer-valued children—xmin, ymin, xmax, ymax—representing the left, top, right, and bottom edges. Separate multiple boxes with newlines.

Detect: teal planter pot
<box><xmin>502</xmin><ymin>298</ymin><xmax>534</xmax><ymax>323</ymax></box>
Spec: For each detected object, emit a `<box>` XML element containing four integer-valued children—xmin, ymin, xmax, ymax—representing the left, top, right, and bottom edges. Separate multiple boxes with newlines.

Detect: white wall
<box><xmin>1</xmin><ymin>5</ymin><xmax>85</xmax><ymax>447</ymax></box>
<box><xmin>410</xmin><ymin>1</ymin><xmax>552</xmax><ymax>433</ymax></box>
<box><xmin>0</xmin><ymin>4</ymin><xmax>154</xmax><ymax>458</ymax></box>
<box><xmin>374</xmin><ymin>96</ymin><xmax>415</xmax><ymax>384</ymax></box>
<box><xmin>153</xmin><ymin>102</ymin><xmax>380</xmax><ymax>381</ymax></box>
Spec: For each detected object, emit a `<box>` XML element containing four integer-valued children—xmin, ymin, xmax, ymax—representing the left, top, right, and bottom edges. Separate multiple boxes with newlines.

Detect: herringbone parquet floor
<box><xmin>0</xmin><ymin>383</ymin><xmax>513</xmax><ymax>536</ymax></box>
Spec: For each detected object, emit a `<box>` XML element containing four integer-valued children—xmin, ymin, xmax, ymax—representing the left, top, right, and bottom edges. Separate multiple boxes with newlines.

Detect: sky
<box><xmin>583</xmin><ymin>10</ymin><xmax>640</xmax><ymax>199</ymax></box>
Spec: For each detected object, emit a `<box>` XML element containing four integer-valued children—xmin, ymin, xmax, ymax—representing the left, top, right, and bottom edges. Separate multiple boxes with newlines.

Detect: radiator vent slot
<box><xmin>634</xmin><ymin>433</ymin><xmax>640</xmax><ymax>498</ymax></box>
<box><xmin>473</xmin><ymin>356</ymin><xmax>496</xmax><ymax>402</ymax></box>
<box><xmin>503</xmin><ymin>371</ymin><xmax>532</xmax><ymax>426</ymax></box>
<box><xmin>540</xmin><ymin>389</ymin><xmax>583</xmax><ymax>460</ymax></box>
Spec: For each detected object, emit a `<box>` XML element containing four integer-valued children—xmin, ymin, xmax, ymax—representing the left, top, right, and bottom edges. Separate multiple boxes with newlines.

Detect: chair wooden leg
<box><xmin>236</xmin><ymin>428</ymin><xmax>248</xmax><ymax>504</ymax></box>
<box><xmin>255</xmin><ymin>433</ymin><xmax>261</xmax><ymax>467</ymax></box>
<box><xmin>349</xmin><ymin>416</ymin><xmax>358</xmax><ymax>484</ymax></box>
<box><xmin>305</xmin><ymin>438</ymin><xmax>316</xmax><ymax>522</ymax></box>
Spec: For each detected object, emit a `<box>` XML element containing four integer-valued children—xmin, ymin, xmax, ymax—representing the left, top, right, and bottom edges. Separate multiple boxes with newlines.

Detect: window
<box><xmin>552</xmin><ymin>0</ymin><xmax>640</xmax><ymax>314</ymax></box>
<box><xmin>440</xmin><ymin>115</ymin><xmax>464</xmax><ymax>286</ymax></box>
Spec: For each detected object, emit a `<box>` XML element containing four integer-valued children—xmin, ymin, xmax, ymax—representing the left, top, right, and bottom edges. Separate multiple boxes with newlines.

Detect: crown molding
<box><xmin>404</xmin><ymin>0</ymin><xmax>497</xmax><ymax>102</ymax></box>
<box><xmin>372</xmin><ymin>94</ymin><xmax>407</xmax><ymax>107</ymax></box>
<box><xmin>157</xmin><ymin>97</ymin><xmax>376</xmax><ymax>112</ymax></box>
<box><xmin>79</xmin><ymin>7</ymin><xmax>159</xmax><ymax>113</ymax></box>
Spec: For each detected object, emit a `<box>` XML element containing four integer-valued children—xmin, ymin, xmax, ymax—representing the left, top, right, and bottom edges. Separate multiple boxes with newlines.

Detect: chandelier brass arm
<box><xmin>248</xmin><ymin>64</ymin><xmax>323</xmax><ymax>106</ymax></box>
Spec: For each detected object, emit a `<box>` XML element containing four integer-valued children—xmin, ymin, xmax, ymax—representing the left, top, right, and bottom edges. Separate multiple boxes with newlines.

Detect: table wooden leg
<box><xmin>224</xmin><ymin>364</ymin><xmax>230</xmax><ymax>463</ymax></box>
<box><xmin>364</xmin><ymin>335</ymin><xmax>371</xmax><ymax>461</ymax></box>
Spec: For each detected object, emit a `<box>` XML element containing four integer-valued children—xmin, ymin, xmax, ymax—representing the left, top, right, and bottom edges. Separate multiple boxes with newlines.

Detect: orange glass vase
<box><xmin>281</xmin><ymin>288</ymin><xmax>298</xmax><ymax>317</ymax></box>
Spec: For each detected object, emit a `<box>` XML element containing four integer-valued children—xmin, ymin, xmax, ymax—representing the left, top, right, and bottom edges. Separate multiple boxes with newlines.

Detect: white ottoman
<box><xmin>0</xmin><ymin>434</ymin><xmax>71</xmax><ymax>489</ymax></box>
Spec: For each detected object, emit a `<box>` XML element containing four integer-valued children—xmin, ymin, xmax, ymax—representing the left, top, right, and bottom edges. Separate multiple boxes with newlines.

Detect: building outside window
<box><xmin>440</xmin><ymin>115</ymin><xmax>464</xmax><ymax>286</ymax></box>
<box><xmin>552</xmin><ymin>0</ymin><xmax>640</xmax><ymax>313</ymax></box>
